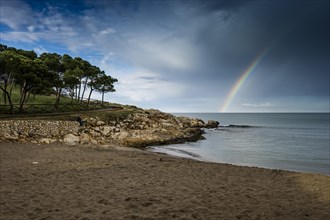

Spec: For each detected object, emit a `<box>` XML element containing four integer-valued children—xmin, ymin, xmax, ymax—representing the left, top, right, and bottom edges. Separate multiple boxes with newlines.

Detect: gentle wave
<box><xmin>148</xmin><ymin>146</ymin><xmax>203</xmax><ymax>161</ymax></box>
<box><xmin>219</xmin><ymin>124</ymin><xmax>259</xmax><ymax>128</ymax></box>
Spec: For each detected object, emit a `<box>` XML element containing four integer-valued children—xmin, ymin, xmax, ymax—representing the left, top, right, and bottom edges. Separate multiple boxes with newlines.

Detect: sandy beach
<box><xmin>0</xmin><ymin>143</ymin><xmax>329</xmax><ymax>220</ymax></box>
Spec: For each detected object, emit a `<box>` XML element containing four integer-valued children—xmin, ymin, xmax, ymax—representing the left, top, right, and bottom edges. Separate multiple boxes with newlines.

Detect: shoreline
<box><xmin>146</xmin><ymin>145</ymin><xmax>330</xmax><ymax>176</ymax></box>
<box><xmin>1</xmin><ymin>142</ymin><xmax>329</xmax><ymax>219</ymax></box>
<box><xmin>1</xmin><ymin>109</ymin><xmax>328</xmax><ymax>176</ymax></box>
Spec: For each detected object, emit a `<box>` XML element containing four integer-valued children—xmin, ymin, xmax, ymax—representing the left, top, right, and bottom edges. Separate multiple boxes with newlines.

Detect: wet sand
<box><xmin>0</xmin><ymin>143</ymin><xmax>329</xmax><ymax>220</ymax></box>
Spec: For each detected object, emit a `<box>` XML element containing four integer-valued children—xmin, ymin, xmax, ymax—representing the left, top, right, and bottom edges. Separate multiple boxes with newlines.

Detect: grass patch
<box><xmin>0</xmin><ymin>103</ymin><xmax>141</xmax><ymax>122</ymax></box>
<box><xmin>0</xmin><ymin>85</ymin><xmax>117</xmax><ymax>115</ymax></box>
<box><xmin>77</xmin><ymin>106</ymin><xmax>141</xmax><ymax>122</ymax></box>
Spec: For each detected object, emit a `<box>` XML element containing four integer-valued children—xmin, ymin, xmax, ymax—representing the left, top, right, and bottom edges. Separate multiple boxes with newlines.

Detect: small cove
<box><xmin>149</xmin><ymin>113</ymin><xmax>330</xmax><ymax>175</ymax></box>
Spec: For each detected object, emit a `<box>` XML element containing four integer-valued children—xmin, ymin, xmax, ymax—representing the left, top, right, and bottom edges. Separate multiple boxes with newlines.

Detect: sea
<box><xmin>148</xmin><ymin>113</ymin><xmax>330</xmax><ymax>175</ymax></box>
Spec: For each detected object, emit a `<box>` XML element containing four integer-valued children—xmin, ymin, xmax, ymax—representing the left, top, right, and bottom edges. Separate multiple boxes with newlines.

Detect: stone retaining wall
<box><xmin>0</xmin><ymin>120</ymin><xmax>79</xmax><ymax>143</ymax></box>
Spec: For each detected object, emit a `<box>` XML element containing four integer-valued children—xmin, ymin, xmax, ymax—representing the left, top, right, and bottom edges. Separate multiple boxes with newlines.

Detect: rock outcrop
<box><xmin>0</xmin><ymin>109</ymin><xmax>219</xmax><ymax>148</ymax></box>
<box><xmin>206</xmin><ymin>120</ymin><xmax>220</xmax><ymax>128</ymax></box>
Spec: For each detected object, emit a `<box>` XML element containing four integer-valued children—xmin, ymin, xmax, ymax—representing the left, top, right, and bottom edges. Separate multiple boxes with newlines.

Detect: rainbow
<box><xmin>220</xmin><ymin>46</ymin><xmax>271</xmax><ymax>112</ymax></box>
<box><xmin>219</xmin><ymin>5</ymin><xmax>313</xmax><ymax>113</ymax></box>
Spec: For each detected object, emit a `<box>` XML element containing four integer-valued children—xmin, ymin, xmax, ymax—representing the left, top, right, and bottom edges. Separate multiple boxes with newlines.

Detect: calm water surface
<box><xmin>149</xmin><ymin>113</ymin><xmax>330</xmax><ymax>175</ymax></box>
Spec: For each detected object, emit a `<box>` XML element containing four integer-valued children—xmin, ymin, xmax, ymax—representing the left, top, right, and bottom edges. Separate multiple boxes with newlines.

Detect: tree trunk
<box><xmin>19</xmin><ymin>90</ymin><xmax>27</xmax><ymax>112</ymax></box>
<box><xmin>77</xmin><ymin>79</ymin><xmax>82</xmax><ymax>101</ymax></box>
<box><xmin>102</xmin><ymin>92</ymin><xmax>104</xmax><ymax>106</ymax></box>
<box><xmin>3</xmin><ymin>84</ymin><xmax>7</xmax><ymax>105</ymax></box>
<box><xmin>9</xmin><ymin>83</ymin><xmax>14</xmax><ymax>102</ymax></box>
<box><xmin>87</xmin><ymin>89</ymin><xmax>93</xmax><ymax>108</ymax></box>
<box><xmin>0</xmin><ymin>89</ymin><xmax>3</xmax><ymax>104</ymax></box>
<box><xmin>54</xmin><ymin>88</ymin><xmax>62</xmax><ymax>109</ymax></box>
<box><xmin>81</xmin><ymin>79</ymin><xmax>89</xmax><ymax>102</ymax></box>
<box><xmin>19</xmin><ymin>82</ymin><xmax>26</xmax><ymax>109</ymax></box>
<box><xmin>75</xmin><ymin>85</ymin><xmax>78</xmax><ymax>100</ymax></box>
<box><xmin>54</xmin><ymin>88</ymin><xmax>59</xmax><ymax>108</ymax></box>
<box><xmin>1</xmin><ymin>90</ymin><xmax>7</xmax><ymax>105</ymax></box>
<box><xmin>0</xmin><ymin>86</ymin><xmax>14</xmax><ymax>114</ymax></box>
<box><xmin>25</xmin><ymin>91</ymin><xmax>31</xmax><ymax>103</ymax></box>
<box><xmin>2</xmin><ymin>73</ymin><xmax>12</xmax><ymax>105</ymax></box>
<box><xmin>19</xmin><ymin>86</ymin><xmax>24</xmax><ymax>109</ymax></box>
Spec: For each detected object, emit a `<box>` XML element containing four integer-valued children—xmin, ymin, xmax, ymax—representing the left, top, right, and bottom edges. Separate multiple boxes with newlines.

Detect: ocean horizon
<box><xmin>149</xmin><ymin>113</ymin><xmax>330</xmax><ymax>175</ymax></box>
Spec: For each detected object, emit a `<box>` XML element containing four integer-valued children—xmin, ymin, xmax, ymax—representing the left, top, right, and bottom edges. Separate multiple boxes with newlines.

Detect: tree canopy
<box><xmin>0</xmin><ymin>44</ymin><xmax>117</xmax><ymax>113</ymax></box>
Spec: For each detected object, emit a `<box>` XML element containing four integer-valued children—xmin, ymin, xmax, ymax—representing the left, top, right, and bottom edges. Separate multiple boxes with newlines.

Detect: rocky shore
<box><xmin>0</xmin><ymin>109</ymin><xmax>219</xmax><ymax>148</ymax></box>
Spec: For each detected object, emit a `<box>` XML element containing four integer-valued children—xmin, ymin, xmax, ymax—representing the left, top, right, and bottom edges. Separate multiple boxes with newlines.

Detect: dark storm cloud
<box><xmin>202</xmin><ymin>0</ymin><xmax>248</xmax><ymax>10</ymax></box>
<box><xmin>248</xmin><ymin>1</ymin><xmax>330</xmax><ymax>98</ymax></box>
<box><xmin>183</xmin><ymin>0</ymin><xmax>329</xmax><ymax>97</ymax></box>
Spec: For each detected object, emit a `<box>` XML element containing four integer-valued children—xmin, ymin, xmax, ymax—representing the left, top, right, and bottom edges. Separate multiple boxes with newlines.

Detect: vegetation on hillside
<box><xmin>0</xmin><ymin>44</ymin><xmax>118</xmax><ymax>114</ymax></box>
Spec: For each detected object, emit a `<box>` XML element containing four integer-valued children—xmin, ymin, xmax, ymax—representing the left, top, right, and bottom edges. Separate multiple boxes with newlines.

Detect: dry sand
<box><xmin>0</xmin><ymin>143</ymin><xmax>329</xmax><ymax>220</ymax></box>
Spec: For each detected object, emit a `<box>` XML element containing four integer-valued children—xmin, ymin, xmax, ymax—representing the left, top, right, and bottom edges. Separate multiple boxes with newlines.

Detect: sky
<box><xmin>0</xmin><ymin>0</ymin><xmax>329</xmax><ymax>112</ymax></box>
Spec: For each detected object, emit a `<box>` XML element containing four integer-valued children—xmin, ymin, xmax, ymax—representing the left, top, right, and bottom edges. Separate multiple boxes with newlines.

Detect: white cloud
<box><xmin>0</xmin><ymin>0</ymin><xmax>35</xmax><ymax>30</ymax></box>
<box><xmin>92</xmin><ymin>54</ymin><xmax>185</xmax><ymax>104</ymax></box>
<box><xmin>242</xmin><ymin>102</ymin><xmax>274</xmax><ymax>108</ymax></box>
<box><xmin>110</xmin><ymin>68</ymin><xmax>184</xmax><ymax>102</ymax></box>
<box><xmin>27</xmin><ymin>25</ymin><xmax>35</xmax><ymax>32</ymax></box>
<box><xmin>33</xmin><ymin>46</ymin><xmax>47</xmax><ymax>55</ymax></box>
<box><xmin>100</xmin><ymin>27</ymin><xmax>116</xmax><ymax>35</ymax></box>
<box><xmin>1</xmin><ymin>2</ymin><xmax>79</xmax><ymax>46</ymax></box>
<box><xmin>40</xmin><ymin>11</ymin><xmax>74</xmax><ymax>33</ymax></box>
<box><xmin>1</xmin><ymin>31</ymin><xmax>39</xmax><ymax>43</ymax></box>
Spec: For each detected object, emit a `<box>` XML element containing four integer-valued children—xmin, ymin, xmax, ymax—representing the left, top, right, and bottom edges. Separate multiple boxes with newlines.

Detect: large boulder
<box><xmin>96</xmin><ymin>120</ymin><xmax>105</xmax><ymax>126</ymax></box>
<box><xmin>80</xmin><ymin>133</ymin><xmax>91</xmax><ymax>144</ymax></box>
<box><xmin>205</xmin><ymin>120</ymin><xmax>220</xmax><ymax>128</ymax></box>
<box><xmin>117</xmin><ymin>131</ymin><xmax>129</xmax><ymax>140</ymax></box>
<box><xmin>4</xmin><ymin>134</ymin><xmax>19</xmax><ymax>141</ymax></box>
<box><xmin>63</xmin><ymin>134</ymin><xmax>80</xmax><ymax>145</ymax></box>
<box><xmin>176</xmin><ymin>117</ymin><xmax>204</xmax><ymax>128</ymax></box>
<box><xmin>191</xmin><ymin>119</ymin><xmax>205</xmax><ymax>128</ymax></box>
<box><xmin>102</xmin><ymin>126</ymin><xmax>113</xmax><ymax>136</ymax></box>
<box><xmin>39</xmin><ymin>138</ymin><xmax>55</xmax><ymax>144</ymax></box>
